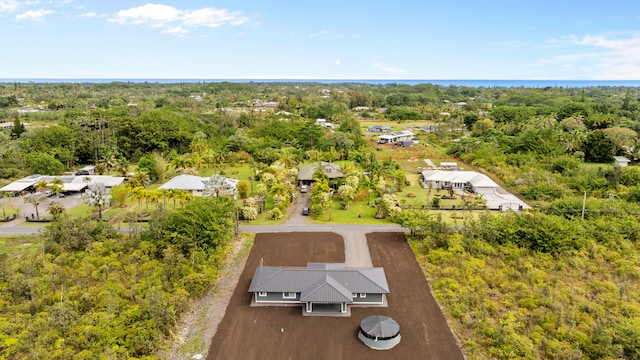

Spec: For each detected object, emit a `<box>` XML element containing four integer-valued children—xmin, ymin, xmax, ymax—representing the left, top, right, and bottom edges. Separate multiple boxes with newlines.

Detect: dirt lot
<box><xmin>206</xmin><ymin>232</ymin><xmax>464</xmax><ymax>360</ymax></box>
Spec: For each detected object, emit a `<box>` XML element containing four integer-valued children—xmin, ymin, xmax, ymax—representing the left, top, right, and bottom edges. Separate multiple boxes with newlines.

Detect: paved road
<box><xmin>0</xmin><ymin>191</ymin><xmax>409</xmax><ymax>268</ymax></box>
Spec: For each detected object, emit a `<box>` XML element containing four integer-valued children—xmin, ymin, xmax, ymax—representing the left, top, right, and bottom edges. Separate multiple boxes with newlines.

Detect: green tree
<box><xmin>83</xmin><ymin>183</ymin><xmax>112</xmax><ymax>219</ymax></box>
<box><xmin>110</xmin><ymin>184</ymin><xmax>129</xmax><ymax>208</ymax></box>
<box><xmin>48</xmin><ymin>202</ymin><xmax>66</xmax><ymax>221</ymax></box>
<box><xmin>24</xmin><ymin>193</ymin><xmax>47</xmax><ymax>219</ymax></box>
<box><xmin>583</xmin><ymin>130</ymin><xmax>618</xmax><ymax>163</ymax></box>
<box><xmin>27</xmin><ymin>152</ymin><xmax>65</xmax><ymax>175</ymax></box>
<box><xmin>137</xmin><ymin>155</ymin><xmax>159</xmax><ymax>181</ymax></box>
<box><xmin>159</xmin><ymin>197</ymin><xmax>236</xmax><ymax>257</ymax></box>
<box><xmin>0</xmin><ymin>192</ymin><xmax>15</xmax><ymax>219</ymax></box>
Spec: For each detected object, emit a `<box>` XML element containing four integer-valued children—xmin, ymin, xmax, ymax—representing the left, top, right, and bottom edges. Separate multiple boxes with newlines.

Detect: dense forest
<box><xmin>2</xmin><ymin>81</ymin><xmax>640</xmax><ymax>359</ymax></box>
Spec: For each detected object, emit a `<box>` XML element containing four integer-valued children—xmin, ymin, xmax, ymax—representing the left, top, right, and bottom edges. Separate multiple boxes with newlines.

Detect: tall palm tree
<box><xmin>24</xmin><ymin>193</ymin><xmax>47</xmax><ymax>219</ymax></box>
<box><xmin>129</xmin><ymin>186</ymin><xmax>146</xmax><ymax>219</ymax></box>
<box><xmin>178</xmin><ymin>190</ymin><xmax>193</xmax><ymax>207</ymax></box>
<box><xmin>84</xmin><ymin>183</ymin><xmax>111</xmax><ymax>219</ymax></box>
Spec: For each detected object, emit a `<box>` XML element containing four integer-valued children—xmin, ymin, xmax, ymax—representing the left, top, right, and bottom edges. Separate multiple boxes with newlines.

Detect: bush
<box><xmin>269</xmin><ymin>207</ymin><xmax>283</xmax><ymax>220</ymax></box>
<box><xmin>180</xmin><ymin>273</ymin><xmax>212</xmax><ymax>298</ymax></box>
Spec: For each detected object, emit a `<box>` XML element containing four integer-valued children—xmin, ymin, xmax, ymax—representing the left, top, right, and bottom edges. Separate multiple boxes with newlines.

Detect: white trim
<box><xmin>359</xmin><ymin>293</ymin><xmax>366</xmax><ymax>298</ymax></box>
<box><xmin>258</xmin><ymin>292</ymin><xmax>267</xmax><ymax>297</ymax></box>
<box><xmin>282</xmin><ymin>292</ymin><xmax>296</xmax><ymax>299</ymax></box>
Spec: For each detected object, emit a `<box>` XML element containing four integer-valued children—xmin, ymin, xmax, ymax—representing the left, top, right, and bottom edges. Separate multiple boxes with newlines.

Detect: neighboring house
<box><xmin>297</xmin><ymin>162</ymin><xmax>344</xmax><ymax>185</ymax></box>
<box><xmin>419</xmin><ymin>169</ymin><xmax>530</xmax><ymax>211</ymax></box>
<box><xmin>249</xmin><ymin>263</ymin><xmax>390</xmax><ymax>314</ymax></box>
<box><xmin>420</xmin><ymin>170</ymin><xmax>494</xmax><ymax>192</ymax></box>
<box><xmin>378</xmin><ymin>130</ymin><xmax>414</xmax><ymax>144</ymax></box>
<box><xmin>76</xmin><ymin>165</ymin><xmax>95</xmax><ymax>175</ymax></box>
<box><xmin>367</xmin><ymin>125</ymin><xmax>392</xmax><ymax>133</ymax></box>
<box><xmin>613</xmin><ymin>156</ymin><xmax>631</xmax><ymax>167</ymax></box>
<box><xmin>0</xmin><ymin>174</ymin><xmax>125</xmax><ymax>194</ymax></box>
<box><xmin>159</xmin><ymin>174</ymin><xmax>238</xmax><ymax>197</ymax></box>
<box><xmin>316</xmin><ymin>118</ymin><xmax>336</xmax><ymax>130</ymax></box>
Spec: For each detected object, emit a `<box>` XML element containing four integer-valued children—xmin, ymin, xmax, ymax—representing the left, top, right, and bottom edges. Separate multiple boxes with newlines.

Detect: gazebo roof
<box><xmin>359</xmin><ymin>316</ymin><xmax>400</xmax><ymax>339</ymax></box>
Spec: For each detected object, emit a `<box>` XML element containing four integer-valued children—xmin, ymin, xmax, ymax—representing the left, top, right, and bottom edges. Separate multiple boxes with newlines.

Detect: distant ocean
<box><xmin>2</xmin><ymin>79</ymin><xmax>640</xmax><ymax>88</ymax></box>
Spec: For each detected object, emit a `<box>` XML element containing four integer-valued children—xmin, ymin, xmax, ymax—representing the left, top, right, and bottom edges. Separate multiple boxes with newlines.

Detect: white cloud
<box><xmin>15</xmin><ymin>8</ymin><xmax>54</xmax><ymax>21</ymax></box>
<box><xmin>109</xmin><ymin>3</ymin><xmax>247</xmax><ymax>35</ymax></box>
<box><xmin>78</xmin><ymin>11</ymin><xmax>96</xmax><ymax>18</ymax></box>
<box><xmin>309</xmin><ymin>29</ymin><xmax>328</xmax><ymax>38</ymax></box>
<box><xmin>232</xmin><ymin>31</ymin><xmax>246</xmax><ymax>37</ymax></box>
<box><xmin>0</xmin><ymin>0</ymin><xmax>20</xmax><ymax>13</ymax></box>
<box><xmin>335</xmin><ymin>59</ymin><xmax>341</xmax><ymax>65</ymax></box>
<box><xmin>372</xmin><ymin>62</ymin><xmax>407</xmax><ymax>74</ymax></box>
<box><xmin>544</xmin><ymin>33</ymin><xmax>640</xmax><ymax>79</ymax></box>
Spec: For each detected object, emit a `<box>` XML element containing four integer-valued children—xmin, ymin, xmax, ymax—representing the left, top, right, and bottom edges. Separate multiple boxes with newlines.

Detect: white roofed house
<box><xmin>419</xmin><ymin>169</ymin><xmax>530</xmax><ymax>211</ymax></box>
<box><xmin>0</xmin><ymin>174</ymin><xmax>125</xmax><ymax>194</ymax></box>
<box><xmin>378</xmin><ymin>130</ymin><xmax>414</xmax><ymax>144</ymax></box>
<box><xmin>159</xmin><ymin>174</ymin><xmax>238</xmax><ymax>197</ymax></box>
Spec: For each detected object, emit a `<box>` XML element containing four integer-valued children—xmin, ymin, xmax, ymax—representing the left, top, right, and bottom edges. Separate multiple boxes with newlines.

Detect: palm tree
<box><xmin>35</xmin><ymin>180</ymin><xmax>49</xmax><ymax>194</ymax></box>
<box><xmin>145</xmin><ymin>189</ymin><xmax>161</xmax><ymax>210</ymax></box>
<box><xmin>0</xmin><ymin>192</ymin><xmax>15</xmax><ymax>219</ymax></box>
<box><xmin>84</xmin><ymin>183</ymin><xmax>112</xmax><ymax>219</ymax></box>
<box><xmin>24</xmin><ymin>193</ymin><xmax>47</xmax><ymax>219</ymax></box>
<box><xmin>51</xmin><ymin>177</ymin><xmax>64</xmax><ymax>196</ymax></box>
<box><xmin>100</xmin><ymin>153</ymin><xmax>117</xmax><ymax>174</ymax></box>
<box><xmin>159</xmin><ymin>188</ymin><xmax>171</xmax><ymax>208</ymax></box>
<box><xmin>129</xmin><ymin>170</ymin><xmax>150</xmax><ymax>189</ymax></box>
<box><xmin>278</xmin><ymin>147</ymin><xmax>298</xmax><ymax>168</ymax></box>
<box><xmin>129</xmin><ymin>186</ymin><xmax>146</xmax><ymax>219</ymax></box>
<box><xmin>203</xmin><ymin>174</ymin><xmax>227</xmax><ymax>197</ymax></box>
<box><xmin>115</xmin><ymin>157</ymin><xmax>129</xmax><ymax>177</ymax></box>
<box><xmin>178</xmin><ymin>190</ymin><xmax>193</xmax><ymax>207</ymax></box>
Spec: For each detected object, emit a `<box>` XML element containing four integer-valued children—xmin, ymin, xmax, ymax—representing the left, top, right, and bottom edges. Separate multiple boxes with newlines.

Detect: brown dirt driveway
<box><xmin>206</xmin><ymin>232</ymin><xmax>464</xmax><ymax>360</ymax></box>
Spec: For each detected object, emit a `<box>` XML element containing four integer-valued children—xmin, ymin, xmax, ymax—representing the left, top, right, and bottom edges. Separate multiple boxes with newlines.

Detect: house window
<box><xmin>258</xmin><ymin>292</ymin><xmax>267</xmax><ymax>297</ymax></box>
<box><xmin>359</xmin><ymin>293</ymin><xmax>367</xmax><ymax>298</ymax></box>
<box><xmin>282</xmin><ymin>292</ymin><xmax>296</xmax><ymax>299</ymax></box>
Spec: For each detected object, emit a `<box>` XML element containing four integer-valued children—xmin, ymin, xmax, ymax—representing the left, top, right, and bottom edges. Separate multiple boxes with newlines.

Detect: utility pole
<box><xmin>581</xmin><ymin>191</ymin><xmax>587</xmax><ymax>220</ymax></box>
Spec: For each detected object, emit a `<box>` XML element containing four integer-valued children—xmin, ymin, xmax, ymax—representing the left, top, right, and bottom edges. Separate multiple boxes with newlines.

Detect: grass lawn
<box><xmin>0</xmin><ymin>235</ymin><xmax>39</xmax><ymax>255</ymax></box>
<box><xmin>310</xmin><ymin>200</ymin><xmax>394</xmax><ymax>224</ymax></box>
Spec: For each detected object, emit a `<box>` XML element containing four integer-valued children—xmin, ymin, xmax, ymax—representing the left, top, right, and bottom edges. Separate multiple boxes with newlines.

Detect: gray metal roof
<box><xmin>297</xmin><ymin>162</ymin><xmax>344</xmax><ymax>181</ymax></box>
<box><xmin>300</xmin><ymin>274</ymin><xmax>353</xmax><ymax>303</ymax></box>
<box><xmin>249</xmin><ymin>263</ymin><xmax>390</xmax><ymax>302</ymax></box>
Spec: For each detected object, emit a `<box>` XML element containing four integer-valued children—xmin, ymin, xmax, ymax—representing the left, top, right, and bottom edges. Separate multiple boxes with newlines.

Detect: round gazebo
<box><xmin>358</xmin><ymin>315</ymin><xmax>401</xmax><ymax>350</ymax></box>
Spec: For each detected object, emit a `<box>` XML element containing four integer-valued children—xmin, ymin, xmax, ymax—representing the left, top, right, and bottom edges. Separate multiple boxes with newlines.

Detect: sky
<box><xmin>2</xmin><ymin>0</ymin><xmax>640</xmax><ymax>80</ymax></box>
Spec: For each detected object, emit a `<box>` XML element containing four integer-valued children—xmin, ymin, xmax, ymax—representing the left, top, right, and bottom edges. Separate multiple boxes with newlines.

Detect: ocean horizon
<box><xmin>2</xmin><ymin>79</ymin><xmax>640</xmax><ymax>88</ymax></box>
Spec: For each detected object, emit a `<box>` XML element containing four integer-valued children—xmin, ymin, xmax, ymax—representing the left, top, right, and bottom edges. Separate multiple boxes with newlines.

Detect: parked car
<box><xmin>300</xmin><ymin>185</ymin><xmax>308</xmax><ymax>193</ymax></box>
<box><xmin>302</xmin><ymin>207</ymin><xmax>310</xmax><ymax>216</ymax></box>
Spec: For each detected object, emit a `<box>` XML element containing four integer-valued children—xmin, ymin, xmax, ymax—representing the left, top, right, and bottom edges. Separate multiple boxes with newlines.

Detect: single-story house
<box><xmin>419</xmin><ymin>169</ymin><xmax>530</xmax><ymax>211</ymax></box>
<box><xmin>420</xmin><ymin>170</ymin><xmax>498</xmax><ymax>194</ymax></box>
<box><xmin>613</xmin><ymin>156</ymin><xmax>631</xmax><ymax>167</ymax></box>
<box><xmin>159</xmin><ymin>174</ymin><xmax>238</xmax><ymax>197</ymax></box>
<box><xmin>297</xmin><ymin>162</ymin><xmax>344</xmax><ymax>185</ymax></box>
<box><xmin>249</xmin><ymin>263</ymin><xmax>390</xmax><ymax>314</ymax></box>
<box><xmin>378</xmin><ymin>130</ymin><xmax>414</xmax><ymax>144</ymax></box>
<box><xmin>367</xmin><ymin>125</ymin><xmax>392</xmax><ymax>133</ymax></box>
<box><xmin>0</xmin><ymin>174</ymin><xmax>125</xmax><ymax>194</ymax></box>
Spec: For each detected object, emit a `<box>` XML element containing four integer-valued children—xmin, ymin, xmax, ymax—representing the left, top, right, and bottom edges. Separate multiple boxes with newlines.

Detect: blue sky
<box><xmin>1</xmin><ymin>0</ymin><xmax>640</xmax><ymax>79</ymax></box>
